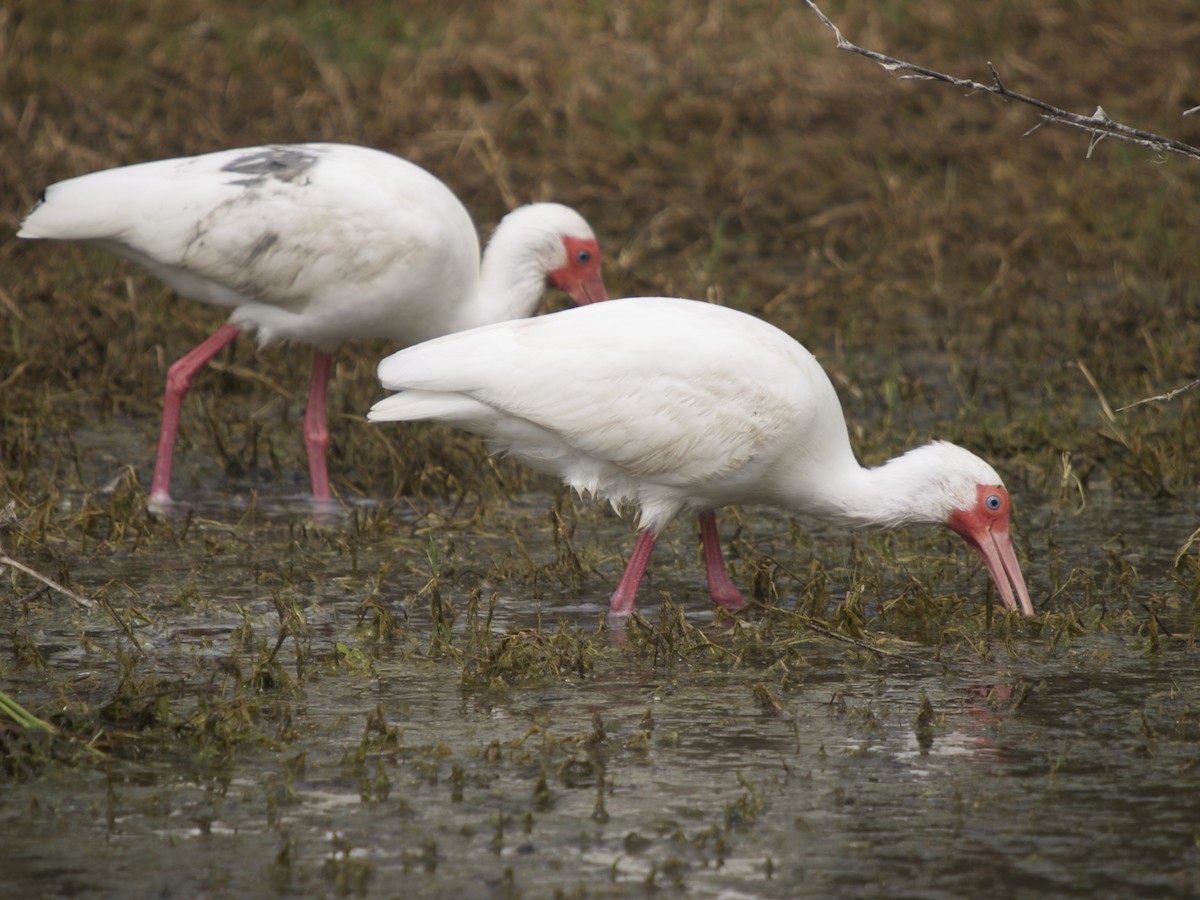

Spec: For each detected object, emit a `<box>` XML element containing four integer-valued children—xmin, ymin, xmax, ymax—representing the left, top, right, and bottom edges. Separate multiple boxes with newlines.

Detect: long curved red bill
<box><xmin>973</xmin><ymin>522</ymin><xmax>1035</xmax><ymax>617</ymax></box>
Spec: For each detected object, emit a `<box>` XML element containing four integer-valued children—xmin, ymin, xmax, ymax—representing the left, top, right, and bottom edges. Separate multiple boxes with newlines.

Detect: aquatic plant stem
<box><xmin>0</xmin><ymin>690</ymin><xmax>57</xmax><ymax>733</ymax></box>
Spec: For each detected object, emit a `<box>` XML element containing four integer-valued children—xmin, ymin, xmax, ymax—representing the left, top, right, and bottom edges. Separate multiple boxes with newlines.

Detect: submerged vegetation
<box><xmin>1</xmin><ymin>0</ymin><xmax>1198</xmax><ymax>895</ymax></box>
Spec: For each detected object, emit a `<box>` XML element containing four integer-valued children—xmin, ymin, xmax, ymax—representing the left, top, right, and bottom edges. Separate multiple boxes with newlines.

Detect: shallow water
<box><xmin>3</xmin><ymin>467</ymin><xmax>1199</xmax><ymax>898</ymax></box>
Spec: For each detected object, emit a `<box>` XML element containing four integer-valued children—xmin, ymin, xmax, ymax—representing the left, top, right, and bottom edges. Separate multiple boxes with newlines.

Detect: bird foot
<box><xmin>710</xmin><ymin>586</ymin><xmax>748</xmax><ymax>611</ymax></box>
<box><xmin>146</xmin><ymin>491</ymin><xmax>174</xmax><ymax>517</ymax></box>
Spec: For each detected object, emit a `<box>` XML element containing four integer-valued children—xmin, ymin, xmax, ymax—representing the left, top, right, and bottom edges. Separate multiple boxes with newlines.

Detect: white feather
<box><xmin>19</xmin><ymin>143</ymin><xmax>600</xmax><ymax>351</ymax></box>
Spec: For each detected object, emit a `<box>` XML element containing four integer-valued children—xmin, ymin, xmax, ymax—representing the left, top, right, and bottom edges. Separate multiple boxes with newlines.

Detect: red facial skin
<box><xmin>550</xmin><ymin>236</ymin><xmax>608</xmax><ymax>305</ymax></box>
<box><xmin>947</xmin><ymin>485</ymin><xmax>1035</xmax><ymax>616</ymax></box>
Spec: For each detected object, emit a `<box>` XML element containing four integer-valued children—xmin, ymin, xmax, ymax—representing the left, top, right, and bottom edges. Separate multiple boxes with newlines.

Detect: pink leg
<box><xmin>149</xmin><ymin>323</ymin><xmax>242</xmax><ymax>508</ymax></box>
<box><xmin>609</xmin><ymin>529</ymin><xmax>657</xmax><ymax>616</ymax></box>
<box><xmin>699</xmin><ymin>510</ymin><xmax>747</xmax><ymax>610</ymax></box>
<box><xmin>303</xmin><ymin>350</ymin><xmax>333</xmax><ymax>503</ymax></box>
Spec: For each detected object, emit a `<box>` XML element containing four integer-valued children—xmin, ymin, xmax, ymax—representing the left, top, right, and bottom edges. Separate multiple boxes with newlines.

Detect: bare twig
<box><xmin>0</xmin><ymin>552</ymin><xmax>95</xmax><ymax>609</ymax></box>
<box><xmin>1116</xmin><ymin>378</ymin><xmax>1200</xmax><ymax>411</ymax></box>
<box><xmin>803</xmin><ymin>1</ymin><xmax>1200</xmax><ymax>161</ymax></box>
<box><xmin>0</xmin><ymin>509</ymin><xmax>95</xmax><ymax>611</ymax></box>
<box><xmin>792</xmin><ymin>616</ymin><xmax>907</xmax><ymax>659</ymax></box>
<box><xmin>762</xmin><ymin>604</ymin><xmax>931</xmax><ymax>664</ymax></box>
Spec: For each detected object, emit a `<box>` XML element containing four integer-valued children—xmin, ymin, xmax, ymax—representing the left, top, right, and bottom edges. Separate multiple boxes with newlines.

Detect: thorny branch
<box><xmin>803</xmin><ymin>1</ymin><xmax>1200</xmax><ymax>162</ymax></box>
<box><xmin>1116</xmin><ymin>379</ymin><xmax>1200</xmax><ymax>412</ymax></box>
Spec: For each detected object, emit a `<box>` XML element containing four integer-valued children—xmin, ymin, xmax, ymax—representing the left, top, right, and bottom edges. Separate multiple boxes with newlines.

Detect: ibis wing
<box><xmin>20</xmin><ymin>144</ymin><xmax>478</xmax><ymax>321</ymax></box>
<box><xmin>373</xmin><ymin>298</ymin><xmax>827</xmax><ymax>489</ymax></box>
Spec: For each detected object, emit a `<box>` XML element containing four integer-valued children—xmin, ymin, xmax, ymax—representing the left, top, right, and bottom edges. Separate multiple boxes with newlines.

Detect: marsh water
<box><xmin>3</xmin><ymin>445</ymin><xmax>1198</xmax><ymax>898</ymax></box>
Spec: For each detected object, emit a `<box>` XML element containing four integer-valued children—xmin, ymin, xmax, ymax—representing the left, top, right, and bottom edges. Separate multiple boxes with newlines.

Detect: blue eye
<box><xmin>985</xmin><ymin>494</ymin><xmax>1002</xmax><ymax>511</ymax></box>
<box><xmin>575</xmin><ymin>249</ymin><xmax>592</xmax><ymax>264</ymax></box>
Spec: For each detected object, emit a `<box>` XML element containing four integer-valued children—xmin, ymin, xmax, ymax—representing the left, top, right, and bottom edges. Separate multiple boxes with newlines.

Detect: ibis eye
<box><xmin>985</xmin><ymin>493</ymin><xmax>1002</xmax><ymax>511</ymax></box>
<box><xmin>575</xmin><ymin>249</ymin><xmax>591</xmax><ymax>265</ymax></box>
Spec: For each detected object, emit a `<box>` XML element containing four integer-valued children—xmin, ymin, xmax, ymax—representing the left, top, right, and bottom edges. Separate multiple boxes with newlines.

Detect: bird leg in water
<box><xmin>609</xmin><ymin>529</ymin><xmax>658</xmax><ymax>616</ymax></box>
<box><xmin>304</xmin><ymin>350</ymin><xmax>333</xmax><ymax>503</ymax></box>
<box><xmin>609</xmin><ymin>515</ymin><xmax>748</xmax><ymax>614</ymax></box>
<box><xmin>150</xmin><ymin>323</ymin><xmax>242</xmax><ymax>508</ymax></box>
<box><xmin>698</xmin><ymin>510</ymin><xmax>748</xmax><ymax>610</ymax></box>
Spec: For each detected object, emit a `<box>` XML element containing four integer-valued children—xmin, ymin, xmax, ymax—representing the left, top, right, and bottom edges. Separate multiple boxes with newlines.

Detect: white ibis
<box><xmin>18</xmin><ymin>142</ymin><xmax>608</xmax><ymax>509</ymax></box>
<box><xmin>368</xmin><ymin>297</ymin><xmax>1035</xmax><ymax>617</ymax></box>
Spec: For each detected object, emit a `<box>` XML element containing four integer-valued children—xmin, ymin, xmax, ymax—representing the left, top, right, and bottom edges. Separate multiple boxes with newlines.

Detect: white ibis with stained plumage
<box><xmin>368</xmin><ymin>297</ymin><xmax>1035</xmax><ymax>617</ymax></box>
<box><xmin>18</xmin><ymin>142</ymin><xmax>608</xmax><ymax>509</ymax></box>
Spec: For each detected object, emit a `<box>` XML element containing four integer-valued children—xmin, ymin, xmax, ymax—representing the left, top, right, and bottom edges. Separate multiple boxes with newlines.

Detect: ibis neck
<box><xmin>454</xmin><ymin>226</ymin><xmax>549</xmax><ymax>332</ymax></box>
<box><xmin>790</xmin><ymin>445</ymin><xmax>952</xmax><ymax>530</ymax></box>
